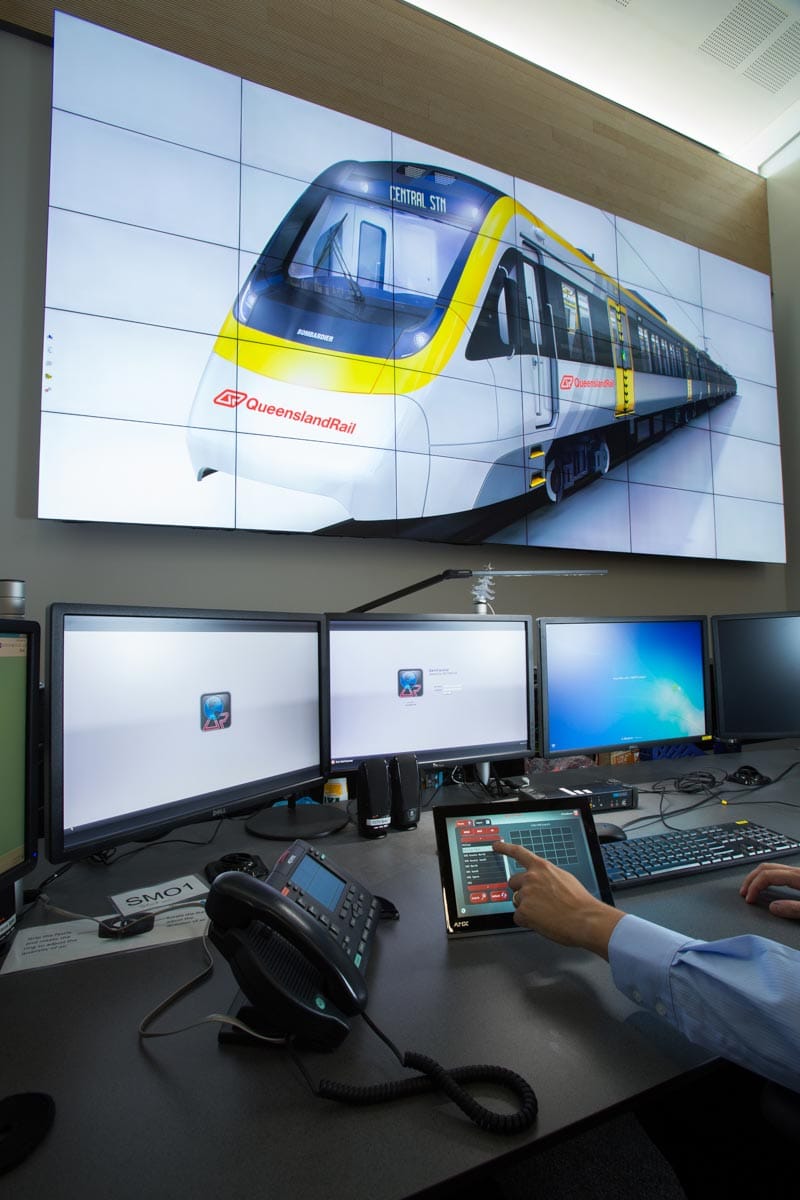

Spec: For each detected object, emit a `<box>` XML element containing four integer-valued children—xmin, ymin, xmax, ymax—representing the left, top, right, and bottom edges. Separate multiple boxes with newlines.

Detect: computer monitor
<box><xmin>711</xmin><ymin>611</ymin><xmax>800</xmax><ymax>741</ymax></box>
<box><xmin>537</xmin><ymin>614</ymin><xmax>710</xmax><ymax>758</ymax></box>
<box><xmin>0</xmin><ymin>619</ymin><xmax>40</xmax><ymax>953</ymax></box>
<box><xmin>47</xmin><ymin>604</ymin><xmax>329</xmax><ymax>861</ymax></box>
<box><xmin>326</xmin><ymin>613</ymin><xmax>535</xmax><ymax>770</ymax></box>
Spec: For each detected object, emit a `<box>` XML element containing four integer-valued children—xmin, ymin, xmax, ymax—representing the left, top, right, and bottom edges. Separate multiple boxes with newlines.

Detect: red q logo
<box><xmin>213</xmin><ymin>389</ymin><xmax>247</xmax><ymax>408</ymax></box>
<box><xmin>559</xmin><ymin>375</ymin><xmax>574</xmax><ymax>390</ymax></box>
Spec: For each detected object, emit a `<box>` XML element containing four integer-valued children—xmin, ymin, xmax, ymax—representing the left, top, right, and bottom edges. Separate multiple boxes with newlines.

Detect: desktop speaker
<box><xmin>391</xmin><ymin>754</ymin><xmax>420</xmax><ymax>830</ymax></box>
<box><xmin>357</xmin><ymin>758</ymin><xmax>391</xmax><ymax>838</ymax></box>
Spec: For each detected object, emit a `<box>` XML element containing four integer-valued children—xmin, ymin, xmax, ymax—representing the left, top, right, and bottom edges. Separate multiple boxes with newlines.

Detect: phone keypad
<box><xmin>267</xmin><ymin>841</ymin><xmax>382</xmax><ymax>974</ymax></box>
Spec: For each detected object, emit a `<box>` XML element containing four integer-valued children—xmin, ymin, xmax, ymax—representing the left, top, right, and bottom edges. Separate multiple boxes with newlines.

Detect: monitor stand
<box><xmin>245</xmin><ymin>797</ymin><xmax>349</xmax><ymax>841</ymax></box>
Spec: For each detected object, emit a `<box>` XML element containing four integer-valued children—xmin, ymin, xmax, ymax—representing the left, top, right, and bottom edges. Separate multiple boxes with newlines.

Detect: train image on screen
<box><xmin>187</xmin><ymin>160</ymin><xmax>737</xmax><ymax>534</ymax></box>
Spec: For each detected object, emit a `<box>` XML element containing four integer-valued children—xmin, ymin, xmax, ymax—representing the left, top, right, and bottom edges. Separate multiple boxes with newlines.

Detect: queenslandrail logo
<box><xmin>559</xmin><ymin>375</ymin><xmax>615</xmax><ymax>390</ymax></box>
<box><xmin>213</xmin><ymin>389</ymin><xmax>357</xmax><ymax>434</ymax></box>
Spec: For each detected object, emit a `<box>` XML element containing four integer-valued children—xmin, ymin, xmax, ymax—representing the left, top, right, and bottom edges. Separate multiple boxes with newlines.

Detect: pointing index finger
<box><xmin>493</xmin><ymin>840</ymin><xmax>537</xmax><ymax>869</ymax></box>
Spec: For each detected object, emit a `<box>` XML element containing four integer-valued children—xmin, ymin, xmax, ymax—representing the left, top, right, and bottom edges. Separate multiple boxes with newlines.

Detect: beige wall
<box><xmin>0</xmin><ymin>1</ymin><xmax>791</xmax><ymax>650</ymax></box>
<box><xmin>765</xmin><ymin>145</ymin><xmax>800</xmax><ymax>609</ymax></box>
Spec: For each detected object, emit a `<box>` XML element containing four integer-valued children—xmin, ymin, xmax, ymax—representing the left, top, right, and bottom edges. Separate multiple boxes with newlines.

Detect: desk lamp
<box><xmin>350</xmin><ymin>566</ymin><xmax>607</xmax><ymax>784</ymax></box>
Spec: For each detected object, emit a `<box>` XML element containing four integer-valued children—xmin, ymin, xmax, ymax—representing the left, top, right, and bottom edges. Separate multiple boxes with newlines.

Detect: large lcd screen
<box><xmin>711</xmin><ymin>611</ymin><xmax>800</xmax><ymax>740</ymax></box>
<box><xmin>38</xmin><ymin>13</ymin><xmax>783</xmax><ymax>563</ymax></box>
<box><xmin>0</xmin><ymin>622</ymin><xmax>40</xmax><ymax>889</ymax></box>
<box><xmin>47</xmin><ymin>604</ymin><xmax>325</xmax><ymax>861</ymax></box>
<box><xmin>327</xmin><ymin>614</ymin><xmax>534</xmax><ymax>768</ymax></box>
<box><xmin>538</xmin><ymin>615</ymin><xmax>710</xmax><ymax>757</ymax></box>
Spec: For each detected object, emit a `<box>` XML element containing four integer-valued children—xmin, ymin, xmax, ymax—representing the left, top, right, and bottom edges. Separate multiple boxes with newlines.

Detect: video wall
<box><xmin>38</xmin><ymin>12</ymin><xmax>785</xmax><ymax>562</ymax></box>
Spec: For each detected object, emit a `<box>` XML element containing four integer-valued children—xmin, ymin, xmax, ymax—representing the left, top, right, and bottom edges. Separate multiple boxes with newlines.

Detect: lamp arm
<box><xmin>348</xmin><ymin>570</ymin><xmax>473</xmax><ymax>613</ymax></box>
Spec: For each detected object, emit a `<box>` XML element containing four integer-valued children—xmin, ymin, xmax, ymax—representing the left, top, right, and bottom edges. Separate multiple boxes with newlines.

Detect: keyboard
<box><xmin>601</xmin><ymin>819</ymin><xmax>800</xmax><ymax>890</ymax></box>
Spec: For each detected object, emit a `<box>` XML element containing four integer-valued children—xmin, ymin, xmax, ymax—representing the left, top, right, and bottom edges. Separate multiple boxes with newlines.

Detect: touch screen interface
<box><xmin>434</xmin><ymin>799</ymin><xmax>612</xmax><ymax>936</ymax></box>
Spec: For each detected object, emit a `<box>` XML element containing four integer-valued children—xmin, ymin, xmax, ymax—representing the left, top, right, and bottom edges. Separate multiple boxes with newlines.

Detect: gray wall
<box><xmin>0</xmin><ymin>29</ymin><xmax>790</xmax><ymax>670</ymax></box>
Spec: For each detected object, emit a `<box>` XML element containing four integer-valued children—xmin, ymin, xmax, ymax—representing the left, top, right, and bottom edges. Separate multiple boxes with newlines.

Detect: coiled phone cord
<box><xmin>295</xmin><ymin>1011</ymin><xmax>539</xmax><ymax>1136</ymax></box>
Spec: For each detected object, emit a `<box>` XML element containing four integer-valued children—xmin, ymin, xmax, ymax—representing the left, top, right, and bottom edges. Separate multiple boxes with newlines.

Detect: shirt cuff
<box><xmin>608</xmin><ymin>913</ymin><xmax>698</xmax><ymax>1020</ymax></box>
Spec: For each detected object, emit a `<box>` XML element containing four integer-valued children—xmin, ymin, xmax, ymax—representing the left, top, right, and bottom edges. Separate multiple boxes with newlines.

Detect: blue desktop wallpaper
<box><xmin>542</xmin><ymin>619</ymin><xmax>707</xmax><ymax>755</ymax></box>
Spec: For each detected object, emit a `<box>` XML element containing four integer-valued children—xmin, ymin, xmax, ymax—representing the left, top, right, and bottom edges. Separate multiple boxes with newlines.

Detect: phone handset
<box><xmin>207</xmin><ymin>871</ymin><xmax>368</xmax><ymax>1047</ymax></box>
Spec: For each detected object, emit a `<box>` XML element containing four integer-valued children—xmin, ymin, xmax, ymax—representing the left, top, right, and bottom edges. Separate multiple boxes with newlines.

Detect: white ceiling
<box><xmin>404</xmin><ymin>0</ymin><xmax>800</xmax><ymax>173</ymax></box>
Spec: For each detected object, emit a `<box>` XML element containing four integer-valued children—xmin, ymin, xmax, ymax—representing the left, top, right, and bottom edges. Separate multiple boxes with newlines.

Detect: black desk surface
<box><xmin>4</xmin><ymin>745</ymin><xmax>800</xmax><ymax>1199</ymax></box>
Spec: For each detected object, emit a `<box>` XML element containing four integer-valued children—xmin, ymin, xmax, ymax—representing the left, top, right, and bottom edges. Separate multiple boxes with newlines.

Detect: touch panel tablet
<box><xmin>433</xmin><ymin>797</ymin><xmax>613</xmax><ymax>937</ymax></box>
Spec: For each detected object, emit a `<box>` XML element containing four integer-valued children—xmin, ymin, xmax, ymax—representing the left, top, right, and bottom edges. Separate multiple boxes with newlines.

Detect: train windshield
<box><xmin>236</xmin><ymin>172</ymin><xmax>494</xmax><ymax>359</ymax></box>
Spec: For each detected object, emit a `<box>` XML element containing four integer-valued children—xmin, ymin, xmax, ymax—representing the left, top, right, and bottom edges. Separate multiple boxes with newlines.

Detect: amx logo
<box><xmin>213</xmin><ymin>389</ymin><xmax>247</xmax><ymax>407</ymax></box>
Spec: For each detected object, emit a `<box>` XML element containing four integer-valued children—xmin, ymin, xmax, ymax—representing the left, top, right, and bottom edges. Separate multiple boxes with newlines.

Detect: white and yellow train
<box><xmin>187</xmin><ymin>160</ymin><xmax>736</xmax><ymax>530</ymax></box>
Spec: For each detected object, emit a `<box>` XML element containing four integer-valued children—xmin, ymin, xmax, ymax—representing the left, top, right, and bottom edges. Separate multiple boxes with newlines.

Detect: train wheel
<box><xmin>595</xmin><ymin>438</ymin><xmax>611</xmax><ymax>476</ymax></box>
<box><xmin>545</xmin><ymin>459</ymin><xmax>563</xmax><ymax>503</ymax></box>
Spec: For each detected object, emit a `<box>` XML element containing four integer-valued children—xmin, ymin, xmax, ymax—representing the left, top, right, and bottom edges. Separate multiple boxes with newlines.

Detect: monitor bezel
<box><xmin>537</xmin><ymin>613</ymin><xmax>712</xmax><ymax>759</ymax></box>
<box><xmin>0</xmin><ymin>618</ymin><xmax>40</xmax><ymax>889</ymax></box>
<box><xmin>432</xmin><ymin>794</ymin><xmax>614</xmax><ymax>938</ymax></box>
<box><xmin>711</xmin><ymin>610</ymin><xmax>800</xmax><ymax>741</ymax></box>
<box><xmin>325</xmin><ymin>611</ymin><xmax>536</xmax><ymax>771</ymax></box>
<box><xmin>46</xmin><ymin>602</ymin><xmax>328</xmax><ymax>862</ymax></box>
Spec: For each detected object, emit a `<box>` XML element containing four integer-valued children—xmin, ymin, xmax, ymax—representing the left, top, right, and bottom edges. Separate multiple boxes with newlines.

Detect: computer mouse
<box><xmin>594</xmin><ymin>821</ymin><xmax>628</xmax><ymax>843</ymax></box>
<box><xmin>728</xmin><ymin>765</ymin><xmax>771</xmax><ymax>786</ymax></box>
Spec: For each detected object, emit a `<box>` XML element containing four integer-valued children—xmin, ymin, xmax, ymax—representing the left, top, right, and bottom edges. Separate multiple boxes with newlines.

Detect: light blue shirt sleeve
<box><xmin>608</xmin><ymin>913</ymin><xmax>800</xmax><ymax>1094</ymax></box>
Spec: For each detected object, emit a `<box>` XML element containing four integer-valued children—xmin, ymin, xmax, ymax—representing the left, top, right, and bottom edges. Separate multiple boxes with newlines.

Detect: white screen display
<box><xmin>328</xmin><ymin>618</ymin><xmax>532</xmax><ymax>765</ymax></box>
<box><xmin>39</xmin><ymin>13</ymin><xmax>784</xmax><ymax>564</ymax></box>
<box><xmin>60</xmin><ymin>615</ymin><xmax>321</xmax><ymax>834</ymax></box>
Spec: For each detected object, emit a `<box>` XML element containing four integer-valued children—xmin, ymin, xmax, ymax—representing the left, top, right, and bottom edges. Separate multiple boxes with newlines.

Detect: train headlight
<box><xmin>238</xmin><ymin>285</ymin><xmax>257</xmax><ymax>324</ymax></box>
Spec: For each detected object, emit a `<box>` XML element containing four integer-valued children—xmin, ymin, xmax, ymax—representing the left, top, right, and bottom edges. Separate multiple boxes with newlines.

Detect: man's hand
<box><xmin>740</xmin><ymin>862</ymin><xmax>800</xmax><ymax>919</ymax></box>
<box><xmin>492</xmin><ymin>841</ymin><xmax>625</xmax><ymax>959</ymax></box>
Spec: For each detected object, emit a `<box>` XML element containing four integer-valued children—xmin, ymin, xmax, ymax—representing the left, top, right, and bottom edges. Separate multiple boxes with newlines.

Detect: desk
<box><xmin>4</xmin><ymin>746</ymin><xmax>800</xmax><ymax>1199</ymax></box>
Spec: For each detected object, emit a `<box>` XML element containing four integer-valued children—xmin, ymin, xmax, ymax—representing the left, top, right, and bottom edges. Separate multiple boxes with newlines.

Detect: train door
<box><xmin>607</xmin><ymin>300</ymin><xmax>635</xmax><ymax>417</ymax></box>
<box><xmin>683</xmin><ymin>346</ymin><xmax>693</xmax><ymax>401</ymax></box>
<box><xmin>521</xmin><ymin>258</ymin><xmax>553</xmax><ymax>430</ymax></box>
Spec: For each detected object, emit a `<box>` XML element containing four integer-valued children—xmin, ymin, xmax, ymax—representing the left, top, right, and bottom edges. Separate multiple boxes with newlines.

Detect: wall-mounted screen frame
<box><xmin>38</xmin><ymin>12</ymin><xmax>784</xmax><ymax>564</ymax></box>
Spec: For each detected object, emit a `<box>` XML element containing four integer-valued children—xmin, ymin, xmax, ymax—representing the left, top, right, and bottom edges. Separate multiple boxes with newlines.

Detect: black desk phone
<box><xmin>206</xmin><ymin>840</ymin><xmax>384</xmax><ymax>1048</ymax></box>
<box><xmin>206</xmin><ymin>840</ymin><xmax>539</xmax><ymax>1134</ymax></box>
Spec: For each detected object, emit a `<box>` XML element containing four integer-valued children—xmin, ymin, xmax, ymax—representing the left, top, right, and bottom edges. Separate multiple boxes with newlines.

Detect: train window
<box><xmin>561</xmin><ymin>283</ymin><xmax>580</xmax><ymax>356</ymax></box>
<box><xmin>357</xmin><ymin>221</ymin><xmax>386</xmax><ymax>289</ymax></box>
<box><xmin>577</xmin><ymin>293</ymin><xmax>595</xmax><ymax>363</ymax></box>
<box><xmin>521</xmin><ymin>260</ymin><xmax>543</xmax><ymax>354</ymax></box>
<box><xmin>466</xmin><ymin>255</ymin><xmax>519</xmax><ymax>360</ymax></box>
<box><xmin>636</xmin><ymin>323</ymin><xmax>653</xmax><ymax>372</ymax></box>
<box><xmin>589</xmin><ymin>294</ymin><xmax>613</xmax><ymax>367</ymax></box>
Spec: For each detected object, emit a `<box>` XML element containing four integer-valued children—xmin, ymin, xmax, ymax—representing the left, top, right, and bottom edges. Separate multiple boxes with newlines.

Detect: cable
<box><xmin>295</xmin><ymin>1010</ymin><xmax>539</xmax><ymax>1136</ymax></box>
<box><xmin>86</xmin><ymin>819</ymin><xmax>227</xmax><ymax>866</ymax></box>
<box><xmin>137</xmin><ymin>963</ymin><xmax>537</xmax><ymax>1134</ymax></box>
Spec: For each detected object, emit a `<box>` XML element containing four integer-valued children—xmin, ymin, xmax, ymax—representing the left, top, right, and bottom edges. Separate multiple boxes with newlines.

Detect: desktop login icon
<box><xmin>201</xmin><ymin>692</ymin><xmax>231</xmax><ymax>730</ymax></box>
<box><xmin>398</xmin><ymin>670</ymin><xmax>423</xmax><ymax>697</ymax></box>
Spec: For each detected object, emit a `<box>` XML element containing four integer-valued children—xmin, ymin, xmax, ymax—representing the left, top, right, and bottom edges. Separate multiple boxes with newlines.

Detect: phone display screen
<box><xmin>289</xmin><ymin>855</ymin><xmax>347</xmax><ymax>912</ymax></box>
